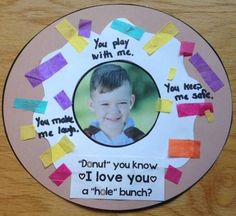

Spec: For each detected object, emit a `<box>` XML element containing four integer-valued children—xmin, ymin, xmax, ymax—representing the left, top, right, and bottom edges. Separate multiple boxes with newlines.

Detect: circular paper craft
<box><xmin>3</xmin><ymin>4</ymin><xmax>232</xmax><ymax>211</ymax></box>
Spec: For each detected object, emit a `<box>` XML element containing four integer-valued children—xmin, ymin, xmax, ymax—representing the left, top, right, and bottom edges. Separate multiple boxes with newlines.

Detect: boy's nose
<box><xmin>109</xmin><ymin>104</ymin><xmax>120</xmax><ymax>113</ymax></box>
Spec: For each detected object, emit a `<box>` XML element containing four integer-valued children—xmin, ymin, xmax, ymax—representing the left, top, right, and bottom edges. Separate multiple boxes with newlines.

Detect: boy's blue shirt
<box><xmin>90</xmin><ymin>117</ymin><xmax>135</xmax><ymax>146</ymax></box>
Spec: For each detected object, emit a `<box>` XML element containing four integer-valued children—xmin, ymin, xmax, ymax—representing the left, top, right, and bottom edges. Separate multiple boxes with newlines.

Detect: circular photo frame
<box><xmin>3</xmin><ymin>4</ymin><xmax>232</xmax><ymax>211</ymax></box>
<box><xmin>73</xmin><ymin>60</ymin><xmax>160</xmax><ymax>147</ymax></box>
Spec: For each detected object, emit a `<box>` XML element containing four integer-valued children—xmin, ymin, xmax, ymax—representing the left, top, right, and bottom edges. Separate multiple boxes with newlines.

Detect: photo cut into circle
<box><xmin>73</xmin><ymin>61</ymin><xmax>160</xmax><ymax>147</ymax></box>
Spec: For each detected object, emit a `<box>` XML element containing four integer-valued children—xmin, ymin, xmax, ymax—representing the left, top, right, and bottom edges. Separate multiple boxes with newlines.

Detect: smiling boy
<box><xmin>84</xmin><ymin>63</ymin><xmax>144</xmax><ymax>146</ymax></box>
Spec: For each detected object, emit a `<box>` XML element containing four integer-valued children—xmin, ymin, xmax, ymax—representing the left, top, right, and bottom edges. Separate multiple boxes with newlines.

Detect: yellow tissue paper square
<box><xmin>20</xmin><ymin>125</ymin><xmax>36</xmax><ymax>140</ymax></box>
<box><xmin>40</xmin><ymin>135</ymin><xmax>75</xmax><ymax>168</ymax></box>
<box><xmin>143</xmin><ymin>22</ymin><xmax>179</xmax><ymax>55</ymax></box>
<box><xmin>204</xmin><ymin>110</ymin><xmax>215</xmax><ymax>122</ymax></box>
<box><xmin>167</xmin><ymin>67</ymin><xmax>177</xmax><ymax>81</ymax></box>
<box><xmin>55</xmin><ymin>19</ymin><xmax>88</xmax><ymax>53</ymax></box>
<box><xmin>156</xmin><ymin>98</ymin><xmax>173</xmax><ymax>113</ymax></box>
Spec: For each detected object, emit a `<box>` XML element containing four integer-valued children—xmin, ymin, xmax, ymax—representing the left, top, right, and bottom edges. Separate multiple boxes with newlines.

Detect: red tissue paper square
<box><xmin>49</xmin><ymin>163</ymin><xmax>72</xmax><ymax>186</ymax></box>
<box><xmin>165</xmin><ymin>165</ymin><xmax>182</xmax><ymax>184</ymax></box>
<box><xmin>180</xmin><ymin>41</ymin><xmax>195</xmax><ymax>56</ymax></box>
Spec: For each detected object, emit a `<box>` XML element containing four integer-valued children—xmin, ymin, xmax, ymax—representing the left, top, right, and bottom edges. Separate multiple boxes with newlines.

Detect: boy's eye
<box><xmin>101</xmin><ymin>103</ymin><xmax>109</xmax><ymax>106</ymax></box>
<box><xmin>119</xmin><ymin>102</ymin><xmax>128</xmax><ymax>105</ymax></box>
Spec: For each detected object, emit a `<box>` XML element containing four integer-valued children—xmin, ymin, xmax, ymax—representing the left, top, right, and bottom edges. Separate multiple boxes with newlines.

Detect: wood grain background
<box><xmin>0</xmin><ymin>0</ymin><xmax>235</xmax><ymax>215</ymax></box>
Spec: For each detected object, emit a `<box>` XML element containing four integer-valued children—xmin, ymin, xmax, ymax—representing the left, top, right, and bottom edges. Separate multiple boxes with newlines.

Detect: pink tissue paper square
<box><xmin>180</xmin><ymin>41</ymin><xmax>195</xmax><ymax>56</ymax></box>
<box><xmin>49</xmin><ymin>163</ymin><xmax>72</xmax><ymax>186</ymax></box>
<box><xmin>165</xmin><ymin>165</ymin><xmax>182</xmax><ymax>184</ymax></box>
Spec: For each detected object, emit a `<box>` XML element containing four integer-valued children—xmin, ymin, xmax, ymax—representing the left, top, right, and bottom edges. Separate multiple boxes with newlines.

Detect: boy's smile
<box><xmin>89</xmin><ymin>82</ymin><xmax>135</xmax><ymax>139</ymax></box>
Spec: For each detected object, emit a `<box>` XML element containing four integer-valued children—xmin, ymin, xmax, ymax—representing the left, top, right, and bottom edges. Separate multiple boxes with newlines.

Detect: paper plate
<box><xmin>3</xmin><ymin>4</ymin><xmax>232</xmax><ymax>211</ymax></box>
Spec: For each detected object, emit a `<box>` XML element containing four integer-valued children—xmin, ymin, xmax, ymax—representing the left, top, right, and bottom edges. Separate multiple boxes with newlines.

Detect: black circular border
<box><xmin>1</xmin><ymin>3</ymin><xmax>233</xmax><ymax>211</ymax></box>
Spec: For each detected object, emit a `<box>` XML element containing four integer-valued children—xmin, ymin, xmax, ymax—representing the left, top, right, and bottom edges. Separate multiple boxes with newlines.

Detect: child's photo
<box><xmin>73</xmin><ymin>61</ymin><xmax>159</xmax><ymax>147</ymax></box>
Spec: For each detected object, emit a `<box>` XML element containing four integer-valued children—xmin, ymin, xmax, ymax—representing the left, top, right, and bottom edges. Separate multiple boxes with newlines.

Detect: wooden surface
<box><xmin>0</xmin><ymin>0</ymin><xmax>236</xmax><ymax>215</ymax></box>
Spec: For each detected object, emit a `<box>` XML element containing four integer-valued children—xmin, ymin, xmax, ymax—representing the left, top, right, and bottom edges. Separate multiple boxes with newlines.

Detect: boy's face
<box><xmin>89</xmin><ymin>82</ymin><xmax>135</xmax><ymax>137</ymax></box>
